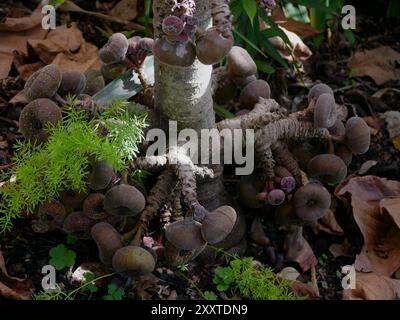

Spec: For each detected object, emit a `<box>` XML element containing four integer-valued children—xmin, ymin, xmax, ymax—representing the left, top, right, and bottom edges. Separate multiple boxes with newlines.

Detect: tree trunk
<box><xmin>152</xmin><ymin>0</ymin><xmax>226</xmax><ymax>210</ymax></box>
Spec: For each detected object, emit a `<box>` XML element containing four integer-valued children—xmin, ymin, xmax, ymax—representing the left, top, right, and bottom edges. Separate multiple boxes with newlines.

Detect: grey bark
<box><xmin>152</xmin><ymin>0</ymin><xmax>226</xmax><ymax>210</ymax></box>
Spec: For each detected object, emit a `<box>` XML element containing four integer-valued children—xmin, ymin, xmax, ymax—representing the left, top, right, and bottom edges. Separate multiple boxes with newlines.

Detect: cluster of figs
<box><xmin>97</xmin><ymin>15</ymin><xmax>233</xmax><ymax>68</ymax></box>
<box><xmin>19</xmin><ymin>60</ymin><xmax>125</xmax><ymax>145</ymax></box>
<box><xmin>19</xmin><ymin>62</ymin><xmax>157</xmax><ymax>277</ymax></box>
<box><xmin>153</xmin><ymin>13</ymin><xmax>233</xmax><ymax>67</ymax></box>
<box><xmin>238</xmin><ymin>81</ymin><xmax>371</xmax><ymax>226</ymax></box>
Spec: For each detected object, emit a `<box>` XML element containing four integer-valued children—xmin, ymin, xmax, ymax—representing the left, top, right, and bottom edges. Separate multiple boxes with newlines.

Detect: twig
<box><xmin>0</xmin><ymin>163</ymin><xmax>14</xmax><ymax>171</ymax></box>
<box><xmin>0</xmin><ymin>116</ymin><xmax>19</xmax><ymax>128</ymax></box>
<box><xmin>310</xmin><ymin>264</ymin><xmax>320</xmax><ymax>297</ymax></box>
<box><xmin>135</xmin><ymin>67</ymin><xmax>150</xmax><ymax>90</ymax></box>
<box><xmin>59</xmin><ymin>1</ymin><xmax>145</xmax><ymax>32</ymax></box>
<box><xmin>332</xmin><ymin>83</ymin><xmax>361</xmax><ymax>93</ymax></box>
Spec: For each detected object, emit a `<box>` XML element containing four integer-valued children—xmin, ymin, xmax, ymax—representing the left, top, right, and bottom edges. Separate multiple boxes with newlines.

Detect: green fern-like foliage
<box><xmin>213</xmin><ymin>256</ymin><xmax>304</xmax><ymax>300</ymax></box>
<box><xmin>0</xmin><ymin>97</ymin><xmax>147</xmax><ymax>232</ymax></box>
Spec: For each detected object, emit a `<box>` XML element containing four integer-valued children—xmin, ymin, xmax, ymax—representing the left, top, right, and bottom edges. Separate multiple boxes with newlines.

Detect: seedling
<box><xmin>49</xmin><ymin>244</ymin><xmax>76</xmax><ymax>270</ymax></box>
<box><xmin>103</xmin><ymin>283</ymin><xmax>125</xmax><ymax>300</ymax></box>
<box><xmin>212</xmin><ymin>256</ymin><xmax>302</xmax><ymax>300</ymax></box>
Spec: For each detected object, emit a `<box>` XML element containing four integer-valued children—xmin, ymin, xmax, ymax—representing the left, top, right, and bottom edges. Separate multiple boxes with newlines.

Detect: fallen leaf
<box><xmin>289</xmin><ymin>280</ymin><xmax>319</xmax><ymax>299</ymax></box>
<box><xmin>111</xmin><ymin>0</ymin><xmax>138</xmax><ymax>21</ymax></box>
<box><xmin>28</xmin><ymin>23</ymin><xmax>102</xmax><ymax>74</ymax></box>
<box><xmin>284</xmin><ymin>226</ymin><xmax>317</xmax><ymax>271</ymax></box>
<box><xmin>348</xmin><ymin>46</ymin><xmax>400</xmax><ymax>85</ymax></box>
<box><xmin>0</xmin><ymin>4</ymin><xmax>48</xmax><ymax>79</ymax></box>
<box><xmin>380</xmin><ymin>198</ymin><xmax>400</xmax><ymax>228</ymax></box>
<box><xmin>0</xmin><ymin>250</ymin><xmax>33</xmax><ymax>300</ymax></box>
<box><xmin>311</xmin><ymin>209</ymin><xmax>344</xmax><ymax>236</ymax></box>
<box><xmin>329</xmin><ymin>238</ymin><xmax>355</xmax><ymax>259</ymax></box>
<box><xmin>372</xmin><ymin>88</ymin><xmax>400</xmax><ymax>111</ymax></box>
<box><xmin>0</xmin><ymin>4</ymin><xmax>44</xmax><ymax>32</ymax></box>
<box><xmin>8</xmin><ymin>91</ymin><xmax>28</xmax><ymax>108</ymax></box>
<box><xmin>393</xmin><ymin>136</ymin><xmax>400</xmax><ymax>151</ymax></box>
<box><xmin>278</xmin><ymin>267</ymin><xmax>300</xmax><ymax>281</ymax></box>
<box><xmin>270</xmin><ymin>7</ymin><xmax>320</xmax><ymax>39</ymax></box>
<box><xmin>59</xmin><ymin>0</ymin><xmax>144</xmax><ymax>32</ymax></box>
<box><xmin>382</xmin><ymin>111</ymin><xmax>400</xmax><ymax>139</ymax></box>
<box><xmin>135</xmin><ymin>273</ymin><xmax>160</xmax><ymax>300</ymax></box>
<box><xmin>167</xmin><ymin>289</ymin><xmax>178</xmax><ymax>300</ymax></box>
<box><xmin>363</xmin><ymin>115</ymin><xmax>385</xmax><ymax>132</ymax></box>
<box><xmin>268</xmin><ymin>26</ymin><xmax>312</xmax><ymax>62</ymax></box>
<box><xmin>336</xmin><ymin>176</ymin><xmax>400</xmax><ymax>276</ymax></box>
<box><xmin>358</xmin><ymin>160</ymin><xmax>378</xmax><ymax>175</ymax></box>
<box><xmin>342</xmin><ymin>272</ymin><xmax>400</xmax><ymax>300</ymax></box>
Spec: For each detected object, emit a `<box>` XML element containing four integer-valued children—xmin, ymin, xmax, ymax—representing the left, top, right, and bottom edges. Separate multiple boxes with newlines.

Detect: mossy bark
<box><xmin>152</xmin><ymin>0</ymin><xmax>226</xmax><ymax>210</ymax></box>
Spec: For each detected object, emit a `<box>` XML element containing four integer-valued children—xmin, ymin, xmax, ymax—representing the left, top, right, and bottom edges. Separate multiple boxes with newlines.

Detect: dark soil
<box><xmin>1</xmin><ymin>1</ymin><xmax>399</xmax><ymax>301</ymax></box>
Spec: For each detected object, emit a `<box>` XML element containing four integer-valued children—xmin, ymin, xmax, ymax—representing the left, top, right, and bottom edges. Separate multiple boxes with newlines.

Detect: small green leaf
<box><xmin>214</xmin><ymin>105</ymin><xmax>235</xmax><ymax>119</ymax></box>
<box><xmin>82</xmin><ymin>272</ymin><xmax>98</xmax><ymax>293</ymax></box>
<box><xmin>103</xmin><ymin>283</ymin><xmax>125</xmax><ymax>300</ymax></box>
<box><xmin>255</xmin><ymin>60</ymin><xmax>274</xmax><ymax>74</ymax></box>
<box><xmin>203</xmin><ymin>291</ymin><xmax>218</xmax><ymax>300</ymax></box>
<box><xmin>48</xmin><ymin>0</ymin><xmax>65</xmax><ymax>5</ymax></box>
<box><xmin>344</xmin><ymin>29</ymin><xmax>356</xmax><ymax>47</ymax></box>
<box><xmin>233</xmin><ymin>29</ymin><xmax>269</xmax><ymax>61</ymax></box>
<box><xmin>242</xmin><ymin>0</ymin><xmax>257</xmax><ymax>24</ymax></box>
<box><xmin>49</xmin><ymin>244</ymin><xmax>76</xmax><ymax>270</ymax></box>
<box><xmin>66</xmin><ymin>233</ymin><xmax>78</xmax><ymax>245</ymax></box>
<box><xmin>216</xmin><ymin>282</ymin><xmax>231</xmax><ymax>292</ymax></box>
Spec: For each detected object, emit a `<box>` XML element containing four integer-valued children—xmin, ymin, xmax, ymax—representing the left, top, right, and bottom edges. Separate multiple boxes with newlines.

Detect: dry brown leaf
<box><xmin>329</xmin><ymin>238</ymin><xmax>354</xmax><ymax>259</ymax></box>
<box><xmin>269</xmin><ymin>7</ymin><xmax>320</xmax><ymax>39</ymax></box>
<box><xmin>348</xmin><ymin>46</ymin><xmax>400</xmax><ymax>85</ymax></box>
<box><xmin>0</xmin><ymin>141</ymin><xmax>8</xmax><ymax>149</ymax></box>
<box><xmin>111</xmin><ymin>0</ymin><xmax>138</xmax><ymax>21</ymax></box>
<box><xmin>0</xmin><ymin>251</ymin><xmax>33</xmax><ymax>300</ymax></box>
<box><xmin>278</xmin><ymin>267</ymin><xmax>300</xmax><ymax>281</ymax></box>
<box><xmin>28</xmin><ymin>23</ymin><xmax>102</xmax><ymax>74</ymax></box>
<box><xmin>311</xmin><ymin>209</ymin><xmax>344</xmax><ymax>236</ymax></box>
<box><xmin>0</xmin><ymin>4</ymin><xmax>48</xmax><ymax>79</ymax></box>
<box><xmin>393</xmin><ymin>136</ymin><xmax>400</xmax><ymax>151</ymax></box>
<box><xmin>8</xmin><ymin>91</ymin><xmax>28</xmax><ymax>108</ymax></box>
<box><xmin>336</xmin><ymin>176</ymin><xmax>400</xmax><ymax>276</ymax></box>
<box><xmin>380</xmin><ymin>198</ymin><xmax>400</xmax><ymax>228</ymax></box>
<box><xmin>260</xmin><ymin>8</ymin><xmax>315</xmax><ymax>62</ymax></box>
<box><xmin>135</xmin><ymin>273</ymin><xmax>160</xmax><ymax>300</ymax></box>
<box><xmin>289</xmin><ymin>280</ymin><xmax>319</xmax><ymax>299</ymax></box>
<box><xmin>284</xmin><ymin>226</ymin><xmax>317</xmax><ymax>272</ymax></box>
<box><xmin>363</xmin><ymin>115</ymin><xmax>385</xmax><ymax>132</ymax></box>
<box><xmin>268</xmin><ymin>26</ymin><xmax>312</xmax><ymax>62</ymax></box>
<box><xmin>383</xmin><ymin>111</ymin><xmax>400</xmax><ymax>139</ymax></box>
<box><xmin>0</xmin><ymin>4</ymin><xmax>43</xmax><ymax>32</ymax></box>
<box><xmin>342</xmin><ymin>272</ymin><xmax>400</xmax><ymax>300</ymax></box>
<box><xmin>358</xmin><ymin>160</ymin><xmax>378</xmax><ymax>175</ymax></box>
